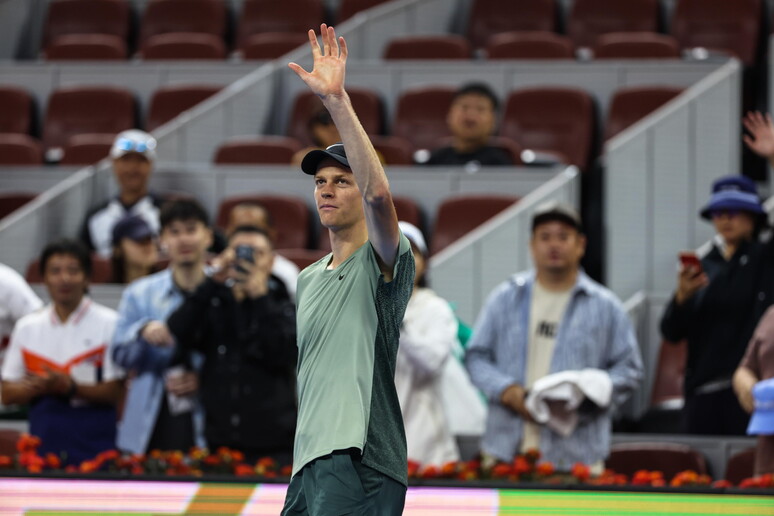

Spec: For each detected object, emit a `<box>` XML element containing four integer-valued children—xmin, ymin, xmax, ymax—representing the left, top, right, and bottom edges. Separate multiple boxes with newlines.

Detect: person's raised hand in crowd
<box><xmin>288</xmin><ymin>24</ymin><xmax>347</xmax><ymax>101</ymax></box>
<box><xmin>743</xmin><ymin>111</ymin><xmax>774</xmax><ymax>165</ymax></box>
<box><xmin>675</xmin><ymin>263</ymin><xmax>709</xmax><ymax>306</ymax></box>
<box><xmin>208</xmin><ymin>243</ymin><xmax>271</xmax><ymax>300</ymax></box>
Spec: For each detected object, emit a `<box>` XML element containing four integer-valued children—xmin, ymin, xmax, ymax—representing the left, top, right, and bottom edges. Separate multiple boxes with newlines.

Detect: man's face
<box><xmin>313</xmin><ymin>160</ymin><xmax>364</xmax><ymax>230</ymax></box>
<box><xmin>160</xmin><ymin>219</ymin><xmax>212</xmax><ymax>268</ymax></box>
<box><xmin>43</xmin><ymin>253</ymin><xmax>88</xmax><ymax>309</ymax></box>
<box><xmin>229</xmin><ymin>231</ymin><xmax>274</xmax><ymax>275</ymax></box>
<box><xmin>530</xmin><ymin>221</ymin><xmax>586</xmax><ymax>276</ymax></box>
<box><xmin>711</xmin><ymin>210</ymin><xmax>755</xmax><ymax>245</ymax></box>
<box><xmin>446</xmin><ymin>93</ymin><xmax>497</xmax><ymax>145</ymax></box>
<box><xmin>112</xmin><ymin>153</ymin><xmax>152</xmax><ymax>195</ymax></box>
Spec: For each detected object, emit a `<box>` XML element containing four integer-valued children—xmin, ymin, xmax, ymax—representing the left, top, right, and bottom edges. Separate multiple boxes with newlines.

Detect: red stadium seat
<box><xmin>392</xmin><ymin>86</ymin><xmax>456</xmax><ymax>152</ymax></box>
<box><xmin>216</xmin><ymin>194</ymin><xmax>311</xmax><ymax>249</ymax></box>
<box><xmin>0</xmin><ymin>429</ymin><xmax>21</xmax><ymax>457</ymax></box>
<box><xmin>213</xmin><ymin>137</ymin><xmax>302</xmax><ymax>164</ymax></box>
<box><xmin>42</xmin><ymin>86</ymin><xmax>135</xmax><ymax>156</ymax></box>
<box><xmin>671</xmin><ymin>0</ymin><xmax>762</xmax><ymax>66</ymax></box>
<box><xmin>237</xmin><ymin>0</ymin><xmax>324</xmax><ymax>50</ymax></box>
<box><xmin>26</xmin><ymin>254</ymin><xmax>113</xmax><ymax>284</ymax></box>
<box><xmin>566</xmin><ymin>0</ymin><xmax>660</xmax><ymax>49</ymax></box>
<box><xmin>239</xmin><ymin>32</ymin><xmax>309</xmax><ymax>60</ymax></box>
<box><xmin>724</xmin><ymin>448</ymin><xmax>756</xmax><ymax>485</ymax></box>
<box><xmin>0</xmin><ymin>134</ymin><xmax>43</xmax><ymax>165</ymax></box>
<box><xmin>370</xmin><ymin>135</ymin><xmax>414</xmax><ymax>165</ymax></box>
<box><xmin>0</xmin><ymin>193</ymin><xmax>37</xmax><ymax>219</ymax></box>
<box><xmin>139</xmin><ymin>0</ymin><xmax>226</xmax><ymax>48</ymax></box>
<box><xmin>606</xmin><ymin>442</ymin><xmax>708</xmax><ymax>480</ymax></box>
<box><xmin>60</xmin><ymin>133</ymin><xmax>115</xmax><ymax>165</ymax></box>
<box><xmin>336</xmin><ymin>0</ymin><xmax>391</xmax><ymax>23</ymax></box>
<box><xmin>44</xmin><ymin>34</ymin><xmax>127</xmax><ymax>60</ymax></box>
<box><xmin>605</xmin><ymin>86</ymin><xmax>683</xmax><ymax>141</ymax></box>
<box><xmin>485</xmin><ymin>31</ymin><xmax>574</xmax><ymax>60</ymax></box>
<box><xmin>146</xmin><ymin>84</ymin><xmax>221</xmax><ymax>131</ymax></box>
<box><xmin>140</xmin><ymin>33</ymin><xmax>226</xmax><ymax>60</ymax></box>
<box><xmin>500</xmin><ymin>87</ymin><xmax>595</xmax><ymax>170</ymax></box>
<box><xmin>43</xmin><ymin>0</ymin><xmax>130</xmax><ymax>51</ymax></box>
<box><xmin>0</xmin><ymin>87</ymin><xmax>34</xmax><ymax>135</ymax></box>
<box><xmin>649</xmin><ymin>340</ymin><xmax>687</xmax><ymax>409</ymax></box>
<box><xmin>384</xmin><ymin>35</ymin><xmax>471</xmax><ymax>60</ymax></box>
<box><xmin>467</xmin><ymin>0</ymin><xmax>557</xmax><ymax>50</ymax></box>
<box><xmin>430</xmin><ymin>194</ymin><xmax>519</xmax><ymax>255</ymax></box>
<box><xmin>593</xmin><ymin>32</ymin><xmax>681</xmax><ymax>59</ymax></box>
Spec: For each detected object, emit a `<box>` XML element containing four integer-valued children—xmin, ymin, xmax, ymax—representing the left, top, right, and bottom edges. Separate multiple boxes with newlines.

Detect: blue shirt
<box><xmin>465</xmin><ymin>270</ymin><xmax>643</xmax><ymax>469</ymax></box>
<box><xmin>112</xmin><ymin>269</ymin><xmax>205</xmax><ymax>454</ymax></box>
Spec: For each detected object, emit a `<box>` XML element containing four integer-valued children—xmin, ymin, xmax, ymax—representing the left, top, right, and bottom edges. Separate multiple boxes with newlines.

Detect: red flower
<box><xmin>535</xmin><ymin>462</ymin><xmax>555</xmax><ymax>477</ymax></box>
<box><xmin>407</xmin><ymin>460</ymin><xmax>421</xmax><ymax>478</ymax></box>
<box><xmin>524</xmin><ymin>448</ymin><xmax>541</xmax><ymax>464</ymax></box>
<box><xmin>280</xmin><ymin>465</ymin><xmax>293</xmax><ymax>477</ymax></box>
<box><xmin>16</xmin><ymin>434</ymin><xmax>41</xmax><ymax>454</ymax></box>
<box><xmin>571</xmin><ymin>463</ymin><xmax>590</xmax><ymax>482</ymax></box>
<box><xmin>231</xmin><ymin>450</ymin><xmax>245</xmax><ymax>463</ymax></box>
<box><xmin>235</xmin><ymin>464</ymin><xmax>255</xmax><ymax>476</ymax></box>
<box><xmin>712</xmin><ymin>479</ymin><xmax>733</xmax><ymax>488</ymax></box>
<box><xmin>440</xmin><ymin>461</ymin><xmax>458</xmax><ymax>477</ymax></box>
<box><xmin>65</xmin><ymin>465</ymin><xmax>77</xmax><ymax>473</ymax></box>
<box><xmin>79</xmin><ymin>460</ymin><xmax>99</xmax><ymax>473</ymax></box>
<box><xmin>512</xmin><ymin>456</ymin><xmax>531</xmax><ymax>475</ymax></box>
<box><xmin>203</xmin><ymin>455</ymin><xmax>221</xmax><ymax>466</ymax></box>
<box><xmin>97</xmin><ymin>450</ymin><xmax>120</xmax><ymax>464</ymax></box>
<box><xmin>419</xmin><ymin>465</ymin><xmax>440</xmax><ymax>478</ymax></box>
<box><xmin>491</xmin><ymin>463</ymin><xmax>513</xmax><ymax>478</ymax></box>
<box><xmin>44</xmin><ymin>453</ymin><xmax>61</xmax><ymax>469</ymax></box>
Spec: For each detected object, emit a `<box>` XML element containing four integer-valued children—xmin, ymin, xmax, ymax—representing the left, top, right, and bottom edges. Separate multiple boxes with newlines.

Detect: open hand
<box><xmin>288</xmin><ymin>24</ymin><xmax>348</xmax><ymax>100</ymax></box>
<box><xmin>743</xmin><ymin>111</ymin><xmax>774</xmax><ymax>159</ymax></box>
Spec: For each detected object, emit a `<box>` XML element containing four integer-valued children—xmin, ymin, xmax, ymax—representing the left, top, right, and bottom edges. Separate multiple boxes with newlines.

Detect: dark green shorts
<box><xmin>281</xmin><ymin>449</ymin><xmax>406</xmax><ymax>516</ymax></box>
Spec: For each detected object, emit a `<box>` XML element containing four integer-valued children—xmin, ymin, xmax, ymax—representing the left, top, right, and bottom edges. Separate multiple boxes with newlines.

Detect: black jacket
<box><xmin>167</xmin><ymin>275</ymin><xmax>297</xmax><ymax>458</ymax></box>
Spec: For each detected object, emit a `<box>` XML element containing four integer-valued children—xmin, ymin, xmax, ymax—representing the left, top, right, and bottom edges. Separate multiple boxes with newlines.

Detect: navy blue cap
<box><xmin>300</xmin><ymin>143</ymin><xmax>350</xmax><ymax>175</ymax></box>
<box><xmin>700</xmin><ymin>175</ymin><xmax>765</xmax><ymax>220</ymax></box>
<box><xmin>111</xmin><ymin>215</ymin><xmax>154</xmax><ymax>246</ymax></box>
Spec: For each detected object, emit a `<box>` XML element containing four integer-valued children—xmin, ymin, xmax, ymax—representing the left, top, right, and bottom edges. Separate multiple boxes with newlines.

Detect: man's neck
<box><xmin>125</xmin><ymin>263</ymin><xmax>150</xmax><ymax>284</ymax></box>
<box><xmin>453</xmin><ymin>137</ymin><xmax>488</xmax><ymax>155</ymax></box>
<box><xmin>119</xmin><ymin>190</ymin><xmax>147</xmax><ymax>207</ymax></box>
<box><xmin>535</xmin><ymin>268</ymin><xmax>579</xmax><ymax>293</ymax></box>
<box><xmin>328</xmin><ymin>222</ymin><xmax>368</xmax><ymax>269</ymax></box>
<box><xmin>53</xmin><ymin>298</ymin><xmax>83</xmax><ymax>323</ymax></box>
<box><xmin>172</xmin><ymin>262</ymin><xmax>206</xmax><ymax>292</ymax></box>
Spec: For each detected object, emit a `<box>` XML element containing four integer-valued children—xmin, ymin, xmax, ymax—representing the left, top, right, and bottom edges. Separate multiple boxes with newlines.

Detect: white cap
<box><xmin>110</xmin><ymin>129</ymin><xmax>157</xmax><ymax>161</ymax></box>
<box><xmin>398</xmin><ymin>221</ymin><xmax>427</xmax><ymax>256</ymax></box>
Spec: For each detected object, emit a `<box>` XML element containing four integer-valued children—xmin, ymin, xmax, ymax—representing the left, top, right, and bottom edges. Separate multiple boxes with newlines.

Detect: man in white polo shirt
<box><xmin>1</xmin><ymin>240</ymin><xmax>123</xmax><ymax>465</ymax></box>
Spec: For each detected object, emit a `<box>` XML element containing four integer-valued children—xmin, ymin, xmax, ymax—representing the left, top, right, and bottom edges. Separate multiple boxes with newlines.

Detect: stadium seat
<box><xmin>724</xmin><ymin>447</ymin><xmax>756</xmax><ymax>485</ymax></box>
<box><xmin>430</xmin><ymin>195</ymin><xmax>519</xmax><ymax>255</ymax></box>
<box><xmin>370</xmin><ymin>135</ymin><xmax>414</xmax><ymax>165</ymax></box>
<box><xmin>0</xmin><ymin>429</ymin><xmax>21</xmax><ymax>457</ymax></box>
<box><xmin>336</xmin><ymin>0</ymin><xmax>391</xmax><ymax>23</ymax></box>
<box><xmin>593</xmin><ymin>32</ymin><xmax>681</xmax><ymax>59</ymax></box>
<box><xmin>0</xmin><ymin>193</ymin><xmax>37</xmax><ymax>219</ymax></box>
<box><xmin>287</xmin><ymin>88</ymin><xmax>384</xmax><ymax>146</ymax></box>
<box><xmin>500</xmin><ymin>87</ymin><xmax>595</xmax><ymax>170</ymax></box>
<box><xmin>566</xmin><ymin>0</ymin><xmax>660</xmax><ymax>50</ymax></box>
<box><xmin>392</xmin><ymin>86</ymin><xmax>456</xmax><ymax>152</ymax></box>
<box><xmin>42</xmin><ymin>0</ymin><xmax>130</xmax><ymax>52</ymax></box>
<box><xmin>467</xmin><ymin>0</ymin><xmax>557</xmax><ymax>50</ymax></box>
<box><xmin>605</xmin><ymin>86</ymin><xmax>683</xmax><ymax>141</ymax></box>
<box><xmin>237</xmin><ymin>0</ymin><xmax>324</xmax><ymax>50</ymax></box>
<box><xmin>0</xmin><ymin>87</ymin><xmax>34</xmax><ymax>135</ymax></box>
<box><xmin>42</xmin><ymin>86</ymin><xmax>135</xmax><ymax>157</ymax></box>
<box><xmin>26</xmin><ymin>254</ymin><xmax>113</xmax><ymax>284</ymax></box>
<box><xmin>671</xmin><ymin>0</ymin><xmax>762</xmax><ymax>66</ymax></box>
<box><xmin>485</xmin><ymin>31</ymin><xmax>574</xmax><ymax>60</ymax></box>
<box><xmin>60</xmin><ymin>133</ymin><xmax>115</xmax><ymax>165</ymax></box>
<box><xmin>239</xmin><ymin>32</ymin><xmax>309</xmax><ymax>60</ymax></box>
<box><xmin>44</xmin><ymin>34</ymin><xmax>127</xmax><ymax>60</ymax></box>
<box><xmin>139</xmin><ymin>0</ymin><xmax>226</xmax><ymax>49</ymax></box>
<box><xmin>606</xmin><ymin>442</ymin><xmax>708</xmax><ymax>480</ymax></box>
<box><xmin>0</xmin><ymin>134</ymin><xmax>44</xmax><ymax>165</ymax></box>
<box><xmin>384</xmin><ymin>35</ymin><xmax>471</xmax><ymax>60</ymax></box>
<box><xmin>140</xmin><ymin>32</ymin><xmax>226</xmax><ymax>60</ymax></box>
<box><xmin>213</xmin><ymin>137</ymin><xmax>302</xmax><ymax>164</ymax></box>
<box><xmin>430</xmin><ymin>135</ymin><xmax>523</xmax><ymax>165</ymax></box>
<box><xmin>146</xmin><ymin>84</ymin><xmax>221</xmax><ymax>131</ymax></box>
<box><xmin>276</xmin><ymin>248</ymin><xmax>328</xmax><ymax>270</ymax></box>
<box><xmin>216</xmin><ymin>194</ymin><xmax>311</xmax><ymax>249</ymax></box>
<box><xmin>649</xmin><ymin>340</ymin><xmax>687</xmax><ymax>410</ymax></box>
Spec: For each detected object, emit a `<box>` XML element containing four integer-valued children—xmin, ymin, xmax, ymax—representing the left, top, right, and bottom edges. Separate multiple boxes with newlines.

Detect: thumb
<box><xmin>288</xmin><ymin>62</ymin><xmax>309</xmax><ymax>80</ymax></box>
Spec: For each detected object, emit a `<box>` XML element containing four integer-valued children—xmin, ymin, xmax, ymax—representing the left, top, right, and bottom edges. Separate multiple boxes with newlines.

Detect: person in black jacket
<box><xmin>660</xmin><ymin>175</ymin><xmax>773</xmax><ymax>436</ymax></box>
<box><xmin>167</xmin><ymin>225</ymin><xmax>297</xmax><ymax>463</ymax></box>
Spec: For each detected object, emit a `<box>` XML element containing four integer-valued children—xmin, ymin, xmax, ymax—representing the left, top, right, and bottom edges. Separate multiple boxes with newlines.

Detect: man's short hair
<box><xmin>531</xmin><ymin>201</ymin><xmax>583</xmax><ymax>234</ymax></box>
<box><xmin>39</xmin><ymin>239</ymin><xmax>92</xmax><ymax>278</ymax></box>
<box><xmin>228</xmin><ymin>225</ymin><xmax>274</xmax><ymax>249</ymax></box>
<box><xmin>453</xmin><ymin>82</ymin><xmax>500</xmax><ymax>112</ymax></box>
<box><xmin>160</xmin><ymin>199</ymin><xmax>209</xmax><ymax>229</ymax></box>
<box><xmin>231</xmin><ymin>201</ymin><xmax>274</xmax><ymax>229</ymax></box>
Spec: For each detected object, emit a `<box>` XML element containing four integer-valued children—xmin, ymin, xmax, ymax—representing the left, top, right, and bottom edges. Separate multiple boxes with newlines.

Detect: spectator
<box><xmin>743</xmin><ymin>111</ymin><xmax>774</xmax><ymax>169</ymax></box>
<box><xmin>167</xmin><ymin>225</ymin><xmax>297</xmax><ymax>463</ymax></box>
<box><xmin>291</xmin><ymin>108</ymin><xmax>340</xmax><ymax>166</ymax></box>
<box><xmin>110</xmin><ymin>215</ymin><xmax>160</xmax><ymax>284</ymax></box>
<box><xmin>734</xmin><ymin>307</ymin><xmax>774</xmax><ymax>475</ymax></box>
<box><xmin>465</xmin><ymin>201</ymin><xmax>642</xmax><ymax>472</ymax></box>
<box><xmin>424</xmin><ymin>83</ymin><xmax>513</xmax><ymax>167</ymax></box>
<box><xmin>80</xmin><ymin>130</ymin><xmax>163</xmax><ymax>257</ymax></box>
<box><xmin>1</xmin><ymin>240</ymin><xmax>123</xmax><ymax>465</ymax></box>
<box><xmin>112</xmin><ymin>200</ymin><xmax>212</xmax><ymax>455</ymax></box>
<box><xmin>394</xmin><ymin>221</ymin><xmax>460</xmax><ymax>467</ymax></box>
<box><xmin>225</xmin><ymin>202</ymin><xmax>300</xmax><ymax>298</ymax></box>
<box><xmin>661</xmin><ymin>175</ymin><xmax>772</xmax><ymax>435</ymax></box>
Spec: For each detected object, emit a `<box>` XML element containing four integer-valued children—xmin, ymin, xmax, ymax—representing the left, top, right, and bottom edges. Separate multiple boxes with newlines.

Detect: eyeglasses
<box><xmin>711</xmin><ymin>210</ymin><xmax>740</xmax><ymax>219</ymax></box>
<box><xmin>115</xmin><ymin>137</ymin><xmax>156</xmax><ymax>153</ymax></box>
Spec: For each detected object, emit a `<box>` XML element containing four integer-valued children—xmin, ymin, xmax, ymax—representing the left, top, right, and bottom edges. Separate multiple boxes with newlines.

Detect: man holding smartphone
<box><xmin>167</xmin><ymin>225</ymin><xmax>297</xmax><ymax>463</ymax></box>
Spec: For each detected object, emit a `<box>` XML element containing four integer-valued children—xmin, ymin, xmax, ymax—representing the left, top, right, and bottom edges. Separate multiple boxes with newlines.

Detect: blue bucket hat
<box><xmin>699</xmin><ymin>175</ymin><xmax>765</xmax><ymax>220</ymax></box>
<box><xmin>747</xmin><ymin>377</ymin><xmax>774</xmax><ymax>436</ymax></box>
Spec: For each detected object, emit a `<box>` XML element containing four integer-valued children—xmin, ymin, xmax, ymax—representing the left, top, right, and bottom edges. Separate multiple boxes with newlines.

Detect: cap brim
<box><xmin>300</xmin><ymin>149</ymin><xmax>350</xmax><ymax>175</ymax></box>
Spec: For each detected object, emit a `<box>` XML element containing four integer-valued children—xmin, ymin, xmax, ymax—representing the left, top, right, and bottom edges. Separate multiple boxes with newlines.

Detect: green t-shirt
<box><xmin>292</xmin><ymin>233</ymin><xmax>415</xmax><ymax>485</ymax></box>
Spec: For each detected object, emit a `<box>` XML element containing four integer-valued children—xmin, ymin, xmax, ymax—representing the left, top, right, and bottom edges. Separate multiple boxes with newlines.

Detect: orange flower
<box><xmin>203</xmin><ymin>455</ymin><xmax>221</xmax><ymax>466</ymax></box>
<box><xmin>491</xmin><ymin>463</ymin><xmax>513</xmax><ymax>478</ymax></box>
<box><xmin>535</xmin><ymin>462</ymin><xmax>555</xmax><ymax>476</ymax></box>
<box><xmin>512</xmin><ymin>456</ymin><xmax>531</xmax><ymax>475</ymax></box>
<box><xmin>16</xmin><ymin>434</ymin><xmax>41</xmax><ymax>454</ymax></box>
<box><xmin>45</xmin><ymin>453</ymin><xmax>61</xmax><ymax>469</ymax></box>
<box><xmin>235</xmin><ymin>464</ymin><xmax>255</xmax><ymax>476</ymax></box>
<box><xmin>407</xmin><ymin>460</ymin><xmax>421</xmax><ymax>478</ymax></box>
<box><xmin>280</xmin><ymin>465</ymin><xmax>293</xmax><ymax>477</ymax></box>
<box><xmin>97</xmin><ymin>450</ymin><xmax>120</xmax><ymax>463</ymax></box>
<box><xmin>256</xmin><ymin>457</ymin><xmax>277</xmax><ymax>469</ymax></box>
<box><xmin>79</xmin><ymin>460</ymin><xmax>99</xmax><ymax>473</ymax></box>
<box><xmin>456</xmin><ymin>469</ymin><xmax>478</xmax><ymax>481</ymax></box>
<box><xmin>231</xmin><ymin>450</ymin><xmax>245</xmax><ymax>463</ymax></box>
<box><xmin>419</xmin><ymin>465</ymin><xmax>440</xmax><ymax>478</ymax></box>
<box><xmin>149</xmin><ymin>449</ymin><xmax>162</xmax><ymax>459</ymax></box>
<box><xmin>632</xmin><ymin>470</ymin><xmax>653</xmax><ymax>485</ymax></box>
<box><xmin>440</xmin><ymin>461</ymin><xmax>458</xmax><ymax>477</ymax></box>
<box><xmin>571</xmin><ymin>463</ymin><xmax>590</xmax><ymax>482</ymax></box>
<box><xmin>712</xmin><ymin>479</ymin><xmax>733</xmax><ymax>488</ymax></box>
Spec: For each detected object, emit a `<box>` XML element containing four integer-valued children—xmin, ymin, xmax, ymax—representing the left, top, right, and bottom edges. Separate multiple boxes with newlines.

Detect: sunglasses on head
<box><xmin>116</xmin><ymin>138</ymin><xmax>155</xmax><ymax>153</ymax></box>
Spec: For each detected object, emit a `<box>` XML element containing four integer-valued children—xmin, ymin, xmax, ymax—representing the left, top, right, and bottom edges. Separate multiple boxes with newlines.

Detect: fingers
<box><xmin>308</xmin><ymin>28</ymin><xmax>320</xmax><ymax>57</ymax></box>
<box><xmin>321</xmin><ymin>23</ymin><xmax>330</xmax><ymax>56</ymax></box>
<box><xmin>339</xmin><ymin>36</ymin><xmax>348</xmax><ymax>61</ymax></box>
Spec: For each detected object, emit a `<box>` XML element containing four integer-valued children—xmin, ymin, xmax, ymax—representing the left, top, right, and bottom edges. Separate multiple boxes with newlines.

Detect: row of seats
<box><xmin>40</xmin><ymin>0</ymin><xmax>390</xmax><ymax>61</ymax></box>
<box><xmin>0</xmin><ymin>84</ymin><xmax>683</xmax><ymax>168</ymax></box>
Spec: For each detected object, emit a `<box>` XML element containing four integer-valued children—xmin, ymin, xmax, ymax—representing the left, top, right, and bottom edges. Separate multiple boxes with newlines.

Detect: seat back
<box><xmin>60</xmin><ymin>133</ymin><xmax>115</xmax><ymax>165</ymax></box>
<box><xmin>724</xmin><ymin>447</ymin><xmax>756</xmax><ymax>485</ymax></box>
<box><xmin>45</xmin><ymin>34</ymin><xmax>127</xmax><ymax>60</ymax></box>
<box><xmin>606</xmin><ymin>442</ymin><xmax>708</xmax><ymax>480</ymax></box>
<box><xmin>430</xmin><ymin>195</ymin><xmax>518</xmax><ymax>255</ymax></box>
<box><xmin>216</xmin><ymin>194</ymin><xmax>311</xmax><ymax>249</ymax></box>
<box><xmin>593</xmin><ymin>32</ymin><xmax>681</xmax><ymax>59</ymax></box>
<box><xmin>336</xmin><ymin>0</ymin><xmax>390</xmax><ymax>23</ymax></box>
<box><xmin>467</xmin><ymin>0</ymin><xmax>557</xmax><ymax>49</ymax></box>
<box><xmin>26</xmin><ymin>254</ymin><xmax>113</xmax><ymax>284</ymax></box>
<box><xmin>392</xmin><ymin>86</ymin><xmax>456</xmax><ymax>152</ymax></box>
<box><xmin>0</xmin><ymin>429</ymin><xmax>21</xmax><ymax>457</ymax></box>
<box><xmin>500</xmin><ymin>87</ymin><xmax>595</xmax><ymax>170</ymax></box>
<box><xmin>567</xmin><ymin>0</ymin><xmax>660</xmax><ymax>49</ymax></box>
<box><xmin>43</xmin><ymin>86</ymin><xmax>135</xmax><ymax>152</ymax></box>
<box><xmin>43</xmin><ymin>0</ymin><xmax>130</xmax><ymax>49</ymax></box>
<box><xmin>146</xmin><ymin>84</ymin><xmax>221</xmax><ymax>131</ymax></box>
<box><xmin>240</xmin><ymin>32</ymin><xmax>308</xmax><ymax>59</ymax></box>
<box><xmin>671</xmin><ymin>0</ymin><xmax>761</xmax><ymax>66</ymax></box>
<box><xmin>0</xmin><ymin>192</ymin><xmax>37</xmax><ymax>219</ymax></box>
<box><xmin>139</xmin><ymin>0</ymin><xmax>226</xmax><ymax>47</ymax></box>
<box><xmin>370</xmin><ymin>135</ymin><xmax>414</xmax><ymax>165</ymax></box>
<box><xmin>0</xmin><ymin>135</ymin><xmax>43</xmax><ymax>165</ymax></box>
<box><xmin>141</xmin><ymin>32</ymin><xmax>226</xmax><ymax>60</ymax></box>
<box><xmin>237</xmin><ymin>0</ymin><xmax>324</xmax><ymax>48</ymax></box>
<box><xmin>213</xmin><ymin>137</ymin><xmax>301</xmax><ymax>164</ymax></box>
<box><xmin>0</xmin><ymin>87</ymin><xmax>34</xmax><ymax>134</ymax></box>
<box><xmin>649</xmin><ymin>339</ymin><xmax>687</xmax><ymax>409</ymax></box>
<box><xmin>486</xmin><ymin>31</ymin><xmax>574</xmax><ymax>59</ymax></box>
<box><xmin>605</xmin><ymin>86</ymin><xmax>683</xmax><ymax>141</ymax></box>
<box><xmin>384</xmin><ymin>35</ymin><xmax>471</xmax><ymax>60</ymax></box>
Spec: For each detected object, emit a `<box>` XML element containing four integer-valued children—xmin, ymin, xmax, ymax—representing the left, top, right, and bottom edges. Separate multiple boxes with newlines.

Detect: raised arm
<box><xmin>289</xmin><ymin>24</ymin><xmax>400</xmax><ymax>269</ymax></box>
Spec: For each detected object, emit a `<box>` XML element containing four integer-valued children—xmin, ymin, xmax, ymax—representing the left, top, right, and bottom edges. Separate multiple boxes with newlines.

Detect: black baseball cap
<box><xmin>531</xmin><ymin>200</ymin><xmax>583</xmax><ymax>233</ymax></box>
<box><xmin>111</xmin><ymin>215</ymin><xmax>155</xmax><ymax>246</ymax></box>
<box><xmin>301</xmin><ymin>143</ymin><xmax>351</xmax><ymax>175</ymax></box>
